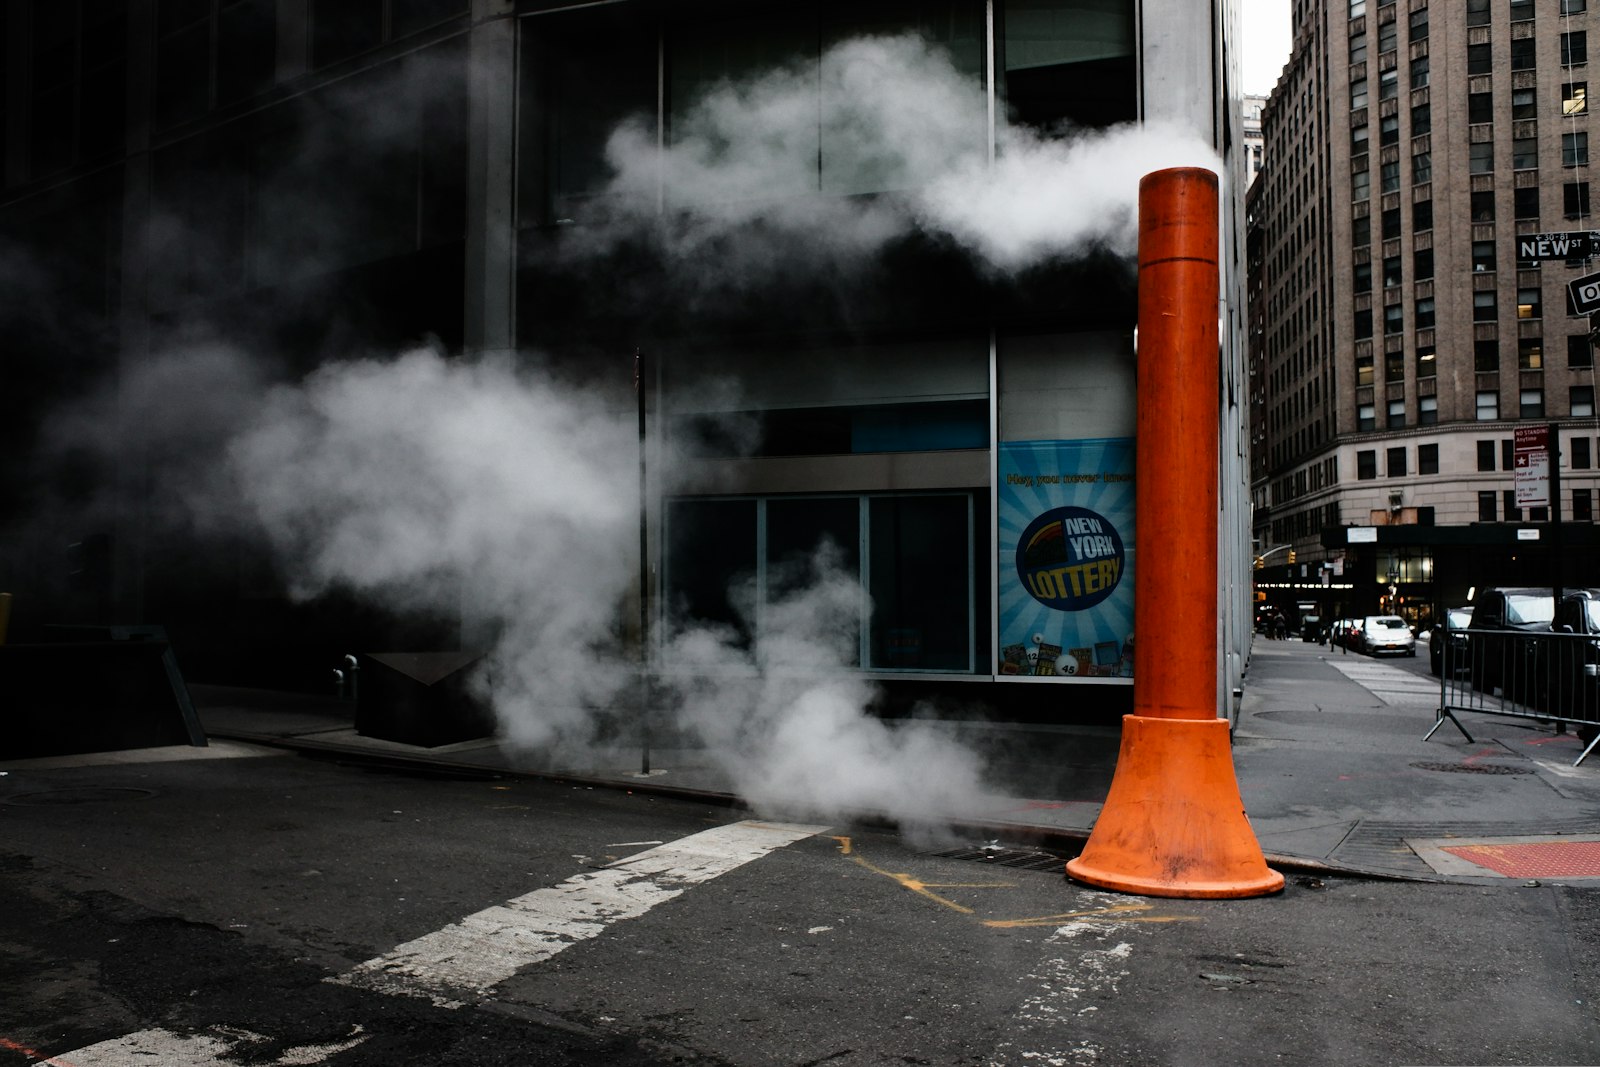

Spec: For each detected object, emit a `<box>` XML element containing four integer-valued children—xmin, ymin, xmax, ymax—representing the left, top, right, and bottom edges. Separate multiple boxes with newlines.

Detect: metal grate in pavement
<box><xmin>925</xmin><ymin>846</ymin><xmax>1068</xmax><ymax>872</ymax></box>
<box><xmin>1333</xmin><ymin>816</ymin><xmax>1600</xmax><ymax>878</ymax></box>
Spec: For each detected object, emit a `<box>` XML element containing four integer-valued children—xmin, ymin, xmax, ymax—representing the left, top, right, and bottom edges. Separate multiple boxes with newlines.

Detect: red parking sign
<box><xmin>1513</xmin><ymin>425</ymin><xmax>1551</xmax><ymax>507</ymax></box>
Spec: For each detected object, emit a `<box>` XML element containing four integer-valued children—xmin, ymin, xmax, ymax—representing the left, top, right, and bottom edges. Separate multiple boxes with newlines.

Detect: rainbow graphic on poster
<box><xmin>997</xmin><ymin>438</ymin><xmax>1135</xmax><ymax>682</ymax></box>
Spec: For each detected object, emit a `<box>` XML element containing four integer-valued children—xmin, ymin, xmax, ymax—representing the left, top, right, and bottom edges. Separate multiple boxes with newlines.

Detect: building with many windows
<box><xmin>1252</xmin><ymin>0</ymin><xmax>1600</xmax><ymax>628</ymax></box>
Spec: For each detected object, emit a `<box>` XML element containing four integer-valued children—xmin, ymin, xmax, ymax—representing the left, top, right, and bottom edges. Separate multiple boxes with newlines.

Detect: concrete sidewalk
<box><xmin>14</xmin><ymin>635</ymin><xmax>1599</xmax><ymax>884</ymax></box>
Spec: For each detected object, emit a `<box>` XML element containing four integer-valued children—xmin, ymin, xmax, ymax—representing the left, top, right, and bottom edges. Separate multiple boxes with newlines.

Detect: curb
<box><xmin>209</xmin><ymin>729</ymin><xmax>1439</xmax><ymax>886</ymax></box>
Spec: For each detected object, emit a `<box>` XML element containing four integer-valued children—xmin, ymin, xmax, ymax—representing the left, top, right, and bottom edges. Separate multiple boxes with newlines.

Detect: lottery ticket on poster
<box><xmin>997</xmin><ymin>438</ymin><xmax>1135</xmax><ymax>683</ymax></box>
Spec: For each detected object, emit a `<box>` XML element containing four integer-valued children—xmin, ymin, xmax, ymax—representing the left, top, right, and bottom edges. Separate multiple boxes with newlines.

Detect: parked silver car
<box><xmin>1362</xmin><ymin>615</ymin><xmax>1417</xmax><ymax>657</ymax></box>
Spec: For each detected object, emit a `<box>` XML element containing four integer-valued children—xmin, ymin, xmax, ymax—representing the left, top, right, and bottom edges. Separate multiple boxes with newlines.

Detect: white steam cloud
<box><xmin>217</xmin><ymin>345</ymin><xmax>995</xmax><ymax>826</ymax></box>
<box><xmin>580</xmin><ymin>34</ymin><xmax>1220</xmax><ymax>277</ymax></box>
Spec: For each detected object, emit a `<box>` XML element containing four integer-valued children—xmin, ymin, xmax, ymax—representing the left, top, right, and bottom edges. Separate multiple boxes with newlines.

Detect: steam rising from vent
<box><xmin>219</xmin><ymin>345</ymin><xmax>996</xmax><ymax>825</ymax></box>
<box><xmin>579</xmin><ymin>34</ymin><xmax>1219</xmax><ymax>277</ymax></box>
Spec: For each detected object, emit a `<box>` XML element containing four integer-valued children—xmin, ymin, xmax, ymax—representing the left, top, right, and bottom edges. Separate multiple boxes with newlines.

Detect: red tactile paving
<box><xmin>1440</xmin><ymin>840</ymin><xmax>1600</xmax><ymax>878</ymax></box>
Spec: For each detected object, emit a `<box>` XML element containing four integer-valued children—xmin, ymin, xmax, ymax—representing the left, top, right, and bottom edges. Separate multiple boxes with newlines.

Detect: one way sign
<box><xmin>1568</xmin><ymin>270</ymin><xmax>1600</xmax><ymax>316</ymax></box>
<box><xmin>1518</xmin><ymin>231</ymin><xmax>1600</xmax><ymax>263</ymax></box>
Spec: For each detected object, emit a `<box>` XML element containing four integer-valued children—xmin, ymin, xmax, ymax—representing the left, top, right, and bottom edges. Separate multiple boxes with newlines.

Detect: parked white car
<box><xmin>1362</xmin><ymin>615</ymin><xmax>1417</xmax><ymax>657</ymax></box>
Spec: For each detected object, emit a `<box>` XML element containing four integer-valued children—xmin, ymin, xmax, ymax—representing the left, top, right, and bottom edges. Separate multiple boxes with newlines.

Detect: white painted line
<box><xmin>36</xmin><ymin>1026</ymin><xmax>367</xmax><ymax>1067</ymax></box>
<box><xmin>32</xmin><ymin>823</ymin><xmax>823</xmax><ymax>1061</ymax></box>
<box><xmin>335</xmin><ymin>819</ymin><xmax>828</xmax><ymax>1005</ymax></box>
<box><xmin>33</xmin><ymin>1028</ymin><xmax>234</xmax><ymax>1067</ymax></box>
<box><xmin>1325</xmin><ymin>658</ymin><xmax>1439</xmax><ymax>705</ymax></box>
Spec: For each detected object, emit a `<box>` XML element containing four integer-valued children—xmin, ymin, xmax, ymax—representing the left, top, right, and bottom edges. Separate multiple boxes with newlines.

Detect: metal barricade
<box><xmin>1429</xmin><ymin>628</ymin><xmax>1600</xmax><ymax>766</ymax></box>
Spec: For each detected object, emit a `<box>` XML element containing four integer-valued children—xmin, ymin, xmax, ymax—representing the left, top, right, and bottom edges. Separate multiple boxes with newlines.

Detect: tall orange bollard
<box><xmin>1064</xmin><ymin>168</ymin><xmax>1283</xmax><ymax>899</ymax></box>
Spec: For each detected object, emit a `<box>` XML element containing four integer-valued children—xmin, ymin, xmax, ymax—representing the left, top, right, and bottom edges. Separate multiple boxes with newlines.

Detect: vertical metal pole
<box><xmin>637</xmin><ymin>349</ymin><xmax>651</xmax><ymax>775</ymax></box>
<box><xmin>1550</xmin><ymin>421</ymin><xmax>1565</xmax><ymax>604</ymax></box>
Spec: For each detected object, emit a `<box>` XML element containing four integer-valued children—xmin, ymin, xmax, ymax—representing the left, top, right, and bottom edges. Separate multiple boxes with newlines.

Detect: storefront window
<box><xmin>663</xmin><ymin>493</ymin><xmax>980</xmax><ymax>672</ymax></box>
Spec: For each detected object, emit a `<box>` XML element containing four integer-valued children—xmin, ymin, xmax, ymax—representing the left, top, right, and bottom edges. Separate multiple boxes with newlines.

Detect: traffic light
<box><xmin>1287</xmin><ymin>549</ymin><xmax>1296</xmax><ymax>564</ymax></box>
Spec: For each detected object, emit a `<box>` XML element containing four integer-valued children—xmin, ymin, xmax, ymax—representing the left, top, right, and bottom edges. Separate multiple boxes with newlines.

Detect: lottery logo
<box><xmin>1015</xmin><ymin>505</ymin><xmax>1126</xmax><ymax>612</ymax></box>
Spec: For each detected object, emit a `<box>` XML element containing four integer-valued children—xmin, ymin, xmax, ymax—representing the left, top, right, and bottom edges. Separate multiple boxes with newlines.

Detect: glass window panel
<box><xmin>869</xmin><ymin>495</ymin><xmax>973</xmax><ymax>670</ymax></box>
<box><xmin>1566</xmin><ymin>82</ymin><xmax>1589</xmax><ymax>116</ymax></box>
<box><xmin>1003</xmin><ymin>0</ymin><xmax>1135</xmax><ymax>131</ymax></box>
<box><xmin>1511</xmin><ymin>39</ymin><xmax>1535</xmax><ymax>72</ymax></box>
<box><xmin>1566</xmin><ymin>181</ymin><xmax>1592</xmax><ymax>218</ymax></box>
<box><xmin>1564</xmin><ymin>32</ymin><xmax>1589</xmax><ymax>67</ymax></box>
<box><xmin>767</xmin><ymin>497</ymin><xmax>862</xmax><ymax>665</ymax></box>
<box><xmin>1515</xmin><ymin>186</ymin><xmax>1540</xmax><ymax>219</ymax></box>
<box><xmin>1571</xmin><ymin>333</ymin><xmax>1596</xmax><ymax>367</ymax></box>
<box><xmin>666</xmin><ymin>499</ymin><xmax>759</xmax><ymax>646</ymax></box>
<box><xmin>520</xmin><ymin>9</ymin><xmax>657</xmax><ymax>226</ymax></box>
<box><xmin>1565</xmin><ymin>131</ymin><xmax>1590</xmax><ymax>167</ymax></box>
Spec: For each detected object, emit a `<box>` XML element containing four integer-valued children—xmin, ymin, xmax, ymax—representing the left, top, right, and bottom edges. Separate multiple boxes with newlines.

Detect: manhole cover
<box><xmin>925</xmin><ymin>846</ymin><xmax>1067</xmax><ymax>872</ymax></box>
<box><xmin>4</xmin><ymin>787</ymin><xmax>158</xmax><ymax>806</ymax></box>
<box><xmin>1409</xmin><ymin>761</ymin><xmax>1533</xmax><ymax>775</ymax></box>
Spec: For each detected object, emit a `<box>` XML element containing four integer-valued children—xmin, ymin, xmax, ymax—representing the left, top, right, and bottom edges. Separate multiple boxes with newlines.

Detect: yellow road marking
<box><xmin>833</xmin><ymin>836</ymin><xmax>1014</xmax><ymax>914</ymax></box>
<box><xmin>833</xmin><ymin>836</ymin><xmax>1196</xmax><ymax>928</ymax></box>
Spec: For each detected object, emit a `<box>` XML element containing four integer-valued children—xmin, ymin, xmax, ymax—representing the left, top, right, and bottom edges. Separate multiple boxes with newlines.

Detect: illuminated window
<box><xmin>1519</xmin><ymin>336</ymin><xmax>1544</xmax><ymax>368</ymax></box>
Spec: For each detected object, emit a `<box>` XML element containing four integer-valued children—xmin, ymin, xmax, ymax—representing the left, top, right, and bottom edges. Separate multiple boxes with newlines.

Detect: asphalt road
<box><xmin>3</xmin><ymin>744</ymin><xmax>1599</xmax><ymax>1066</ymax></box>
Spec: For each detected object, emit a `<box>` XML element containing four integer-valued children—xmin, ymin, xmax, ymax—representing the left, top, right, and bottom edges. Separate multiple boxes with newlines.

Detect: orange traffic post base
<box><xmin>1065</xmin><ymin>716</ymin><xmax>1283</xmax><ymax>898</ymax></box>
<box><xmin>1064</xmin><ymin>166</ymin><xmax>1283</xmax><ymax>899</ymax></box>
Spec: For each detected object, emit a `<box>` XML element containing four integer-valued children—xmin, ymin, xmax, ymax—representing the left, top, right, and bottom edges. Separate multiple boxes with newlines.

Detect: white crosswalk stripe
<box><xmin>30</xmin><ymin>1026</ymin><xmax>367</xmax><ymax>1067</ymax></box>
<box><xmin>1326</xmin><ymin>656</ymin><xmax>1440</xmax><ymax>706</ymax></box>
<box><xmin>334</xmin><ymin>819</ymin><xmax>828</xmax><ymax>1005</ymax></box>
<box><xmin>38</xmin><ymin>820</ymin><xmax>825</xmax><ymax>1063</ymax></box>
